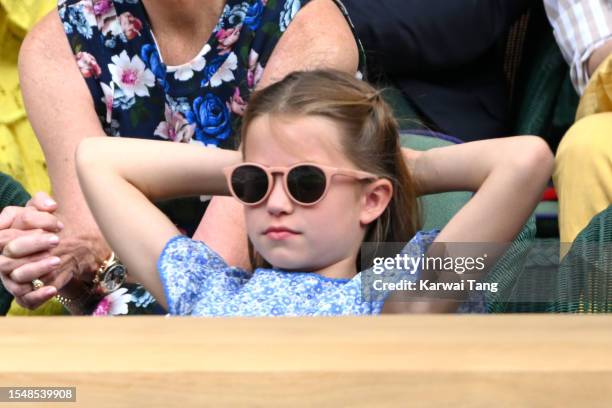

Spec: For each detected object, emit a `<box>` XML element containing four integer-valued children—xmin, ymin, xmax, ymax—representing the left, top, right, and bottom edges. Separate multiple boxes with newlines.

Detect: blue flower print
<box><xmin>63</xmin><ymin>22</ymin><xmax>73</xmax><ymax>35</ymax></box>
<box><xmin>200</xmin><ymin>55</ymin><xmax>226</xmax><ymax>88</ymax></box>
<box><xmin>330</xmin><ymin>304</ymin><xmax>343</xmax><ymax>314</ymax></box>
<box><xmin>104</xmin><ymin>38</ymin><xmax>117</xmax><ymax>49</ymax></box>
<box><xmin>141</xmin><ymin>44</ymin><xmax>168</xmax><ymax>92</ymax></box>
<box><xmin>279</xmin><ymin>0</ymin><xmax>301</xmax><ymax>32</ymax></box>
<box><xmin>187</xmin><ymin>94</ymin><xmax>232</xmax><ymax>144</ymax></box>
<box><xmin>245</xmin><ymin>0</ymin><xmax>265</xmax><ymax>31</ymax></box>
<box><xmin>166</xmin><ymin>95</ymin><xmax>192</xmax><ymax>117</ymax></box>
<box><xmin>227</xmin><ymin>2</ymin><xmax>250</xmax><ymax>27</ymax></box>
<box><xmin>68</xmin><ymin>6</ymin><xmax>93</xmax><ymax>39</ymax></box>
<box><xmin>132</xmin><ymin>290</ymin><xmax>156</xmax><ymax>308</ymax></box>
<box><xmin>271</xmin><ymin>306</ymin><xmax>284</xmax><ymax>316</ymax></box>
<box><xmin>112</xmin><ymin>87</ymin><xmax>136</xmax><ymax>110</ymax></box>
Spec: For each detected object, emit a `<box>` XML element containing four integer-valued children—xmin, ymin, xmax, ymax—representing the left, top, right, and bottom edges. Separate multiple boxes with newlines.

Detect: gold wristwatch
<box><xmin>55</xmin><ymin>252</ymin><xmax>127</xmax><ymax>312</ymax></box>
<box><xmin>92</xmin><ymin>252</ymin><xmax>128</xmax><ymax>296</ymax></box>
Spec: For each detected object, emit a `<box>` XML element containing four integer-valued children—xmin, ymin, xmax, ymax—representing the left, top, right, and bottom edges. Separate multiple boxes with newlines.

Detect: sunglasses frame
<box><xmin>223</xmin><ymin>162</ymin><xmax>378</xmax><ymax>207</ymax></box>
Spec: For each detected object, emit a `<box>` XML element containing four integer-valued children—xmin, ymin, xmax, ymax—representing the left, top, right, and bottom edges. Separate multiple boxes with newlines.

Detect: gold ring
<box><xmin>31</xmin><ymin>279</ymin><xmax>44</xmax><ymax>291</ymax></box>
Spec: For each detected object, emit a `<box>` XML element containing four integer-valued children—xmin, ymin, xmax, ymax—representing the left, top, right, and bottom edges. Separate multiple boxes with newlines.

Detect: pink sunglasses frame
<box><xmin>223</xmin><ymin>162</ymin><xmax>378</xmax><ymax>206</ymax></box>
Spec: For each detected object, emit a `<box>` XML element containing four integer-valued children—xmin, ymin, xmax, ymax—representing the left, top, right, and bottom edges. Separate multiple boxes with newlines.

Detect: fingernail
<box><xmin>44</xmin><ymin>287</ymin><xmax>57</xmax><ymax>297</ymax></box>
<box><xmin>44</xmin><ymin>198</ymin><xmax>57</xmax><ymax>207</ymax></box>
<box><xmin>48</xmin><ymin>235</ymin><xmax>60</xmax><ymax>245</ymax></box>
<box><xmin>49</xmin><ymin>257</ymin><xmax>61</xmax><ymax>266</ymax></box>
<box><xmin>57</xmin><ymin>221</ymin><xmax>64</xmax><ymax>230</ymax></box>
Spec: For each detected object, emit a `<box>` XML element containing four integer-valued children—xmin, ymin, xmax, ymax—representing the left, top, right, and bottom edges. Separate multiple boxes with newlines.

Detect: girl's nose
<box><xmin>266</xmin><ymin>175</ymin><xmax>294</xmax><ymax>216</ymax></box>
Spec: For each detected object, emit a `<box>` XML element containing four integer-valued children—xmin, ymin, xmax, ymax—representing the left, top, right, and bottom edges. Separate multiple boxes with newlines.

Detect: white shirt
<box><xmin>544</xmin><ymin>0</ymin><xmax>612</xmax><ymax>94</ymax></box>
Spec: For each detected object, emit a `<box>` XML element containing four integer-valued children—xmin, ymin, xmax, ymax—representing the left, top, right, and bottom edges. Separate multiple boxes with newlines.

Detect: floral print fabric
<box><xmin>157</xmin><ymin>231</ymin><xmax>438</xmax><ymax>317</ymax></box>
<box><xmin>59</xmin><ymin>0</ymin><xmax>364</xmax><ymax>236</ymax></box>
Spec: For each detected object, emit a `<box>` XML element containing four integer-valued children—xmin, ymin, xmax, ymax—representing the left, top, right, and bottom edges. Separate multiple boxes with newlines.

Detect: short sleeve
<box><xmin>360</xmin><ymin>229</ymin><xmax>439</xmax><ymax>303</ymax></box>
<box><xmin>157</xmin><ymin>235</ymin><xmax>250</xmax><ymax>315</ymax></box>
<box><xmin>389</xmin><ymin>229</ymin><xmax>440</xmax><ymax>281</ymax></box>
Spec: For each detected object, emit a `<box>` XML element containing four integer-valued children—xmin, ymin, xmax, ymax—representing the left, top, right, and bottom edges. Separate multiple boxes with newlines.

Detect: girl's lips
<box><xmin>264</xmin><ymin>227</ymin><xmax>299</xmax><ymax>240</ymax></box>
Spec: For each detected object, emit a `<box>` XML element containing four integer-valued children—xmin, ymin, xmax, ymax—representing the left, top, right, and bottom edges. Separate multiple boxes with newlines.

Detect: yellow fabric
<box><xmin>0</xmin><ymin>0</ymin><xmax>54</xmax><ymax>196</ymax></box>
<box><xmin>1</xmin><ymin>0</ymin><xmax>62</xmax><ymax>316</ymax></box>
<box><xmin>576</xmin><ymin>54</ymin><xmax>612</xmax><ymax>120</ymax></box>
<box><xmin>554</xmin><ymin>112</ymin><xmax>612</xmax><ymax>247</ymax></box>
<box><xmin>7</xmin><ymin>298</ymin><xmax>67</xmax><ymax>316</ymax></box>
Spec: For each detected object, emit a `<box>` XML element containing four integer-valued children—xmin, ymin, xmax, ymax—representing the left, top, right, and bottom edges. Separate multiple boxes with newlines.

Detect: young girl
<box><xmin>75</xmin><ymin>70</ymin><xmax>553</xmax><ymax>316</ymax></box>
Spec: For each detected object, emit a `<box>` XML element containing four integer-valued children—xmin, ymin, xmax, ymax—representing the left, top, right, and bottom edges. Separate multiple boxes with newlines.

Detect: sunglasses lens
<box><xmin>231</xmin><ymin>165</ymin><xmax>268</xmax><ymax>204</ymax></box>
<box><xmin>287</xmin><ymin>165</ymin><xmax>326</xmax><ymax>204</ymax></box>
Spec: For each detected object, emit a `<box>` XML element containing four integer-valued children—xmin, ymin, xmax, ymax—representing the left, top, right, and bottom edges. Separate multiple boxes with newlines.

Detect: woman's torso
<box><xmin>58</xmin><ymin>0</ymin><xmax>364</xmax><ymax>236</ymax></box>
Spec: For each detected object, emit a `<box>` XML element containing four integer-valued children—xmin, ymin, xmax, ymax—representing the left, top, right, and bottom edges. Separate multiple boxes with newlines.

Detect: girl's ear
<box><xmin>360</xmin><ymin>179</ymin><xmax>393</xmax><ymax>226</ymax></box>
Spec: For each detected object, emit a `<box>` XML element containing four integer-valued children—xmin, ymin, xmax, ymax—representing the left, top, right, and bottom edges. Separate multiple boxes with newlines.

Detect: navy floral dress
<box><xmin>58</xmin><ymin>0</ymin><xmax>365</xmax><ymax>315</ymax></box>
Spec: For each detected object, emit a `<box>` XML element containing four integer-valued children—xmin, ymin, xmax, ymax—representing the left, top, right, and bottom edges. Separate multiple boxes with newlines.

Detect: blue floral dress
<box><xmin>157</xmin><ymin>231</ymin><xmax>439</xmax><ymax>316</ymax></box>
<box><xmin>58</xmin><ymin>0</ymin><xmax>365</xmax><ymax>315</ymax></box>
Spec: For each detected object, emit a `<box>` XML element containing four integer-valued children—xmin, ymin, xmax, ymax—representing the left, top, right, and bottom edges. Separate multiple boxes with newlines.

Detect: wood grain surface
<box><xmin>1</xmin><ymin>315</ymin><xmax>611</xmax><ymax>407</ymax></box>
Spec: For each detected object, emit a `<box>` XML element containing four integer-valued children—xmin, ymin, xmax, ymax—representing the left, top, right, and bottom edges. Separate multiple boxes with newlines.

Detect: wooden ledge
<box><xmin>1</xmin><ymin>315</ymin><xmax>612</xmax><ymax>406</ymax></box>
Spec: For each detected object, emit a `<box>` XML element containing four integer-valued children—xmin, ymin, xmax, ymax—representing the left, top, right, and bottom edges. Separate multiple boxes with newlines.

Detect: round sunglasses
<box><xmin>223</xmin><ymin>163</ymin><xmax>378</xmax><ymax>206</ymax></box>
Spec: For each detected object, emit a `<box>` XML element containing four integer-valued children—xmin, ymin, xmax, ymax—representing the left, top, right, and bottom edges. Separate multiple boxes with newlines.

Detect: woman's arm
<box><xmin>405</xmin><ymin>136</ymin><xmax>553</xmax><ymax>243</ymax></box>
<box><xmin>8</xmin><ymin>10</ymin><xmax>113</xmax><ymax>310</ymax></box>
<box><xmin>76</xmin><ymin>138</ymin><xmax>241</xmax><ymax>308</ymax></box>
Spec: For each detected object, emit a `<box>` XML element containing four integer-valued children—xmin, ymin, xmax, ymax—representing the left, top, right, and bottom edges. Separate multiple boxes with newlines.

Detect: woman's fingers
<box><xmin>0</xmin><ymin>228</ymin><xmax>30</xmax><ymax>249</ymax></box>
<box><xmin>0</xmin><ymin>250</ymin><xmax>53</xmax><ymax>278</ymax></box>
<box><xmin>1</xmin><ymin>276</ymin><xmax>34</xmax><ymax>298</ymax></box>
<box><xmin>14</xmin><ymin>207</ymin><xmax>63</xmax><ymax>232</ymax></box>
<box><xmin>0</xmin><ymin>205</ymin><xmax>63</xmax><ymax>233</ymax></box>
<box><xmin>0</xmin><ymin>206</ymin><xmax>21</xmax><ymax>230</ymax></box>
<box><xmin>2</xmin><ymin>233</ymin><xmax>59</xmax><ymax>258</ymax></box>
<box><xmin>26</xmin><ymin>192</ymin><xmax>58</xmax><ymax>212</ymax></box>
<box><xmin>9</xmin><ymin>256</ymin><xmax>62</xmax><ymax>283</ymax></box>
<box><xmin>15</xmin><ymin>286</ymin><xmax>58</xmax><ymax>310</ymax></box>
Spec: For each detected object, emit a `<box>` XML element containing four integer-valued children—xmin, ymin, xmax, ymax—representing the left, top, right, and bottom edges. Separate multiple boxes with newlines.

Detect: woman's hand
<box><xmin>0</xmin><ymin>193</ymin><xmax>63</xmax><ymax>308</ymax></box>
<box><xmin>0</xmin><ymin>193</ymin><xmax>107</xmax><ymax>310</ymax></box>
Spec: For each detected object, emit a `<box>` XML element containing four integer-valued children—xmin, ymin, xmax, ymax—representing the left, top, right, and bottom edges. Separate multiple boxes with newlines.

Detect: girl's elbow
<box><xmin>512</xmin><ymin>136</ymin><xmax>554</xmax><ymax>182</ymax></box>
<box><xmin>75</xmin><ymin>138</ymin><xmax>106</xmax><ymax>176</ymax></box>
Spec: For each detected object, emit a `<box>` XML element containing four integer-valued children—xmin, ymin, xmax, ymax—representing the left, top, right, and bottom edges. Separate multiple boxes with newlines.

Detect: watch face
<box><xmin>101</xmin><ymin>263</ymin><xmax>127</xmax><ymax>293</ymax></box>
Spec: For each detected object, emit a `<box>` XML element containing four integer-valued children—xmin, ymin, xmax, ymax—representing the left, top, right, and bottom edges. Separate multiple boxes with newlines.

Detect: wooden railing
<box><xmin>1</xmin><ymin>315</ymin><xmax>612</xmax><ymax>407</ymax></box>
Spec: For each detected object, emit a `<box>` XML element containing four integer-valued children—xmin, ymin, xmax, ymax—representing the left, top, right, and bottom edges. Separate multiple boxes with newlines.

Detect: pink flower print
<box><xmin>100</xmin><ymin>82</ymin><xmax>114</xmax><ymax>124</ymax></box>
<box><xmin>92</xmin><ymin>0</ymin><xmax>113</xmax><ymax>17</ymax></box>
<box><xmin>216</xmin><ymin>24</ymin><xmax>242</xmax><ymax>55</ymax></box>
<box><xmin>76</xmin><ymin>51</ymin><xmax>102</xmax><ymax>78</ymax></box>
<box><xmin>108</xmin><ymin>51</ymin><xmax>155</xmax><ymax>98</ymax></box>
<box><xmin>228</xmin><ymin>87</ymin><xmax>247</xmax><ymax>116</ymax></box>
<box><xmin>92</xmin><ymin>288</ymin><xmax>132</xmax><ymax>316</ymax></box>
<box><xmin>154</xmin><ymin>104</ymin><xmax>196</xmax><ymax>143</ymax></box>
<box><xmin>247</xmin><ymin>49</ymin><xmax>264</xmax><ymax>89</ymax></box>
<box><xmin>119</xmin><ymin>12</ymin><xmax>143</xmax><ymax>40</ymax></box>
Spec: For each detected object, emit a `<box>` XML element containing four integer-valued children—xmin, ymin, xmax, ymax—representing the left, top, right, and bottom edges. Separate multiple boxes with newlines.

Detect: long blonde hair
<box><xmin>241</xmin><ymin>69</ymin><xmax>421</xmax><ymax>269</ymax></box>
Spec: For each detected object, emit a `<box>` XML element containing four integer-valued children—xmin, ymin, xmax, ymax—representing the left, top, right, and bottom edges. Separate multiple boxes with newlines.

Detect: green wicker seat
<box><xmin>547</xmin><ymin>206</ymin><xmax>612</xmax><ymax>313</ymax></box>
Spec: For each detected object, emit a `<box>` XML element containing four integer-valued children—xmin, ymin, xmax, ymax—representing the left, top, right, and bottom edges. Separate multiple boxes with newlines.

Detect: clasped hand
<box><xmin>0</xmin><ymin>192</ymin><xmax>68</xmax><ymax>309</ymax></box>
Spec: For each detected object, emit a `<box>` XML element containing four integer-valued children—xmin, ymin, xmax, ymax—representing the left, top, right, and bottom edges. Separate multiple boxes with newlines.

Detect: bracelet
<box><xmin>54</xmin><ymin>294</ymin><xmax>72</xmax><ymax>307</ymax></box>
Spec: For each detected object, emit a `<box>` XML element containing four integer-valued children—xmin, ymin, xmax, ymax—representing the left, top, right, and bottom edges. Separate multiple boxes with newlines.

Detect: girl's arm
<box><xmin>385</xmin><ymin>137</ymin><xmax>552</xmax><ymax>313</ymax></box>
<box><xmin>405</xmin><ymin>136</ymin><xmax>553</xmax><ymax>243</ymax></box>
<box><xmin>75</xmin><ymin>138</ymin><xmax>241</xmax><ymax>308</ymax></box>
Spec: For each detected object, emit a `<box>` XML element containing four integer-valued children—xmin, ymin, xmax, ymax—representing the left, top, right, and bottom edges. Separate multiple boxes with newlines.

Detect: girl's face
<box><xmin>243</xmin><ymin>114</ymin><xmax>385</xmax><ymax>279</ymax></box>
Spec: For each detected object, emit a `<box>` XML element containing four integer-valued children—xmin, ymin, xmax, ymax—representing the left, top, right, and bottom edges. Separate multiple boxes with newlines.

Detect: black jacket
<box><xmin>344</xmin><ymin>0</ymin><xmax>533</xmax><ymax>141</ymax></box>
